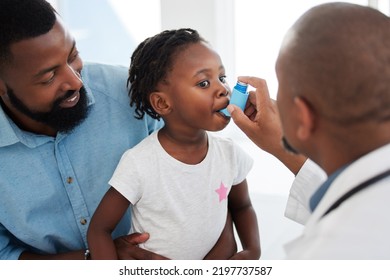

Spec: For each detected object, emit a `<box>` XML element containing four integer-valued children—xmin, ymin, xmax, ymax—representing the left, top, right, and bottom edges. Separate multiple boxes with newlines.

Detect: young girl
<box><xmin>87</xmin><ymin>28</ymin><xmax>260</xmax><ymax>259</ymax></box>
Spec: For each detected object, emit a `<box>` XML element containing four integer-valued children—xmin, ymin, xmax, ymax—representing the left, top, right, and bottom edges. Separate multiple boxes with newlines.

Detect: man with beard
<box><xmin>0</xmin><ymin>0</ymin><xmax>237</xmax><ymax>260</ymax></box>
<box><xmin>0</xmin><ymin>0</ymin><xmax>164</xmax><ymax>260</ymax></box>
<box><xmin>228</xmin><ymin>3</ymin><xmax>390</xmax><ymax>258</ymax></box>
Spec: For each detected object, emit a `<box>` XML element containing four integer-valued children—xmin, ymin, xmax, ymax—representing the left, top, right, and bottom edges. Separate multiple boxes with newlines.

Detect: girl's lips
<box><xmin>217</xmin><ymin>110</ymin><xmax>231</xmax><ymax>119</ymax></box>
<box><xmin>59</xmin><ymin>91</ymin><xmax>80</xmax><ymax>108</ymax></box>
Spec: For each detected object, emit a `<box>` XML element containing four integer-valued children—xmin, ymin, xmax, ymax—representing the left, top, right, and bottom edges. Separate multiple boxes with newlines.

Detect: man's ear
<box><xmin>294</xmin><ymin>96</ymin><xmax>315</xmax><ymax>140</ymax></box>
<box><xmin>149</xmin><ymin>92</ymin><xmax>172</xmax><ymax>116</ymax></box>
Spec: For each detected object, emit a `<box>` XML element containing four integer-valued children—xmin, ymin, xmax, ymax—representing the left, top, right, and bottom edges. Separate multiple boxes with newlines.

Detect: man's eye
<box><xmin>41</xmin><ymin>73</ymin><xmax>55</xmax><ymax>85</ymax></box>
<box><xmin>68</xmin><ymin>51</ymin><xmax>80</xmax><ymax>64</ymax></box>
<box><xmin>198</xmin><ymin>80</ymin><xmax>210</xmax><ymax>88</ymax></box>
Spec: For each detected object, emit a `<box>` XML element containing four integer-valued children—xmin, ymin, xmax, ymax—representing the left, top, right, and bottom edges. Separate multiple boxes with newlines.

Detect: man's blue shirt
<box><xmin>0</xmin><ymin>63</ymin><xmax>162</xmax><ymax>259</ymax></box>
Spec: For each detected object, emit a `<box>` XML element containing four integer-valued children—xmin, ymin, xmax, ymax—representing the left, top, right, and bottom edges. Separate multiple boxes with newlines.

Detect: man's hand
<box><xmin>228</xmin><ymin>76</ymin><xmax>307</xmax><ymax>175</ymax></box>
<box><xmin>228</xmin><ymin>77</ymin><xmax>283</xmax><ymax>155</ymax></box>
<box><xmin>114</xmin><ymin>232</ymin><xmax>169</xmax><ymax>260</ymax></box>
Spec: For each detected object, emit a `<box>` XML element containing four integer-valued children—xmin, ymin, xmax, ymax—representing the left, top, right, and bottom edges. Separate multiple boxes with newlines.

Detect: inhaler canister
<box><xmin>221</xmin><ymin>81</ymin><xmax>249</xmax><ymax>117</ymax></box>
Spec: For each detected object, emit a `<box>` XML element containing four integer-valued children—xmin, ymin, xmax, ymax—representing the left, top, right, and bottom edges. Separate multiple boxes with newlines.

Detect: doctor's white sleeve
<box><xmin>284</xmin><ymin>159</ymin><xmax>327</xmax><ymax>225</ymax></box>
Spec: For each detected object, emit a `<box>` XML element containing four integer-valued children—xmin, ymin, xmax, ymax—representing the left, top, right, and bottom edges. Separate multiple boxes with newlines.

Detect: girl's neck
<box><xmin>157</xmin><ymin>127</ymin><xmax>208</xmax><ymax>165</ymax></box>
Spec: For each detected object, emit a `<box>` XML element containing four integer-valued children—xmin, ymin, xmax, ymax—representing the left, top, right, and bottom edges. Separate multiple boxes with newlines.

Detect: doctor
<box><xmin>228</xmin><ymin>2</ymin><xmax>390</xmax><ymax>259</ymax></box>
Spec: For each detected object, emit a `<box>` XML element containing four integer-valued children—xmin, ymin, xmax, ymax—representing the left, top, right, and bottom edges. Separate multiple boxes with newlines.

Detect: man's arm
<box><xmin>228</xmin><ymin>76</ymin><xmax>326</xmax><ymax>226</ymax></box>
<box><xmin>19</xmin><ymin>250</ymin><xmax>87</xmax><ymax>260</ymax></box>
<box><xmin>19</xmin><ymin>187</ymin><xmax>169</xmax><ymax>260</ymax></box>
<box><xmin>18</xmin><ymin>233</ymin><xmax>165</xmax><ymax>260</ymax></box>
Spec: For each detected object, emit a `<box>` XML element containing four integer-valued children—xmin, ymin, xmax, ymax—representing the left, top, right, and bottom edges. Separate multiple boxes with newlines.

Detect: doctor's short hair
<box><xmin>127</xmin><ymin>28</ymin><xmax>206</xmax><ymax>120</ymax></box>
<box><xmin>0</xmin><ymin>0</ymin><xmax>57</xmax><ymax>72</ymax></box>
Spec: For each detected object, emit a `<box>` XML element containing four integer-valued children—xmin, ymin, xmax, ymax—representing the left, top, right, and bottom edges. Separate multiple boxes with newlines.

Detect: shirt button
<box><xmin>67</xmin><ymin>177</ymin><xmax>73</xmax><ymax>184</ymax></box>
<box><xmin>80</xmin><ymin>218</ymin><xmax>87</xmax><ymax>225</ymax></box>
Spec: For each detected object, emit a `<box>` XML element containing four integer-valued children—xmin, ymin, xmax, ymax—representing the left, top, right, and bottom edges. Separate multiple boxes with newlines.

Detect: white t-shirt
<box><xmin>109</xmin><ymin>131</ymin><xmax>253</xmax><ymax>259</ymax></box>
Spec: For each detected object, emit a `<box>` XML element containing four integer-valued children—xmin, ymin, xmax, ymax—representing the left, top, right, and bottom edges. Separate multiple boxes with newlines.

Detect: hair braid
<box><xmin>127</xmin><ymin>28</ymin><xmax>205</xmax><ymax>120</ymax></box>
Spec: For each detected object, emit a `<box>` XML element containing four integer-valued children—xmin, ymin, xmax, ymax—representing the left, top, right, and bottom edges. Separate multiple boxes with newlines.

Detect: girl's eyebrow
<box><xmin>192</xmin><ymin>65</ymin><xmax>225</xmax><ymax>78</ymax></box>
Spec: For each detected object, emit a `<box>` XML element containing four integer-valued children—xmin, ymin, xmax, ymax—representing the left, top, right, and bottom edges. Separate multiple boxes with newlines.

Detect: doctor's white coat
<box><xmin>284</xmin><ymin>143</ymin><xmax>390</xmax><ymax>259</ymax></box>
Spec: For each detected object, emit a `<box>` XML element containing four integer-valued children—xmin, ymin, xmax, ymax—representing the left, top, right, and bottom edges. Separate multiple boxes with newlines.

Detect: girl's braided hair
<box><xmin>127</xmin><ymin>28</ymin><xmax>205</xmax><ymax>120</ymax></box>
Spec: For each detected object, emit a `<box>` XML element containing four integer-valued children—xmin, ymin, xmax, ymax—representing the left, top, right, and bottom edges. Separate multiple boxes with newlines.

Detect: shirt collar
<box><xmin>0</xmin><ymin>85</ymin><xmax>95</xmax><ymax>148</ymax></box>
<box><xmin>0</xmin><ymin>104</ymin><xmax>20</xmax><ymax>147</ymax></box>
<box><xmin>309</xmin><ymin>164</ymin><xmax>349</xmax><ymax>212</ymax></box>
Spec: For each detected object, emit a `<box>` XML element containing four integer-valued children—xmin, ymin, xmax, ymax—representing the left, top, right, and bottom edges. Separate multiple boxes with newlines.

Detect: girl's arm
<box><xmin>228</xmin><ymin>179</ymin><xmax>261</xmax><ymax>260</ymax></box>
<box><xmin>87</xmin><ymin>187</ymin><xmax>130</xmax><ymax>260</ymax></box>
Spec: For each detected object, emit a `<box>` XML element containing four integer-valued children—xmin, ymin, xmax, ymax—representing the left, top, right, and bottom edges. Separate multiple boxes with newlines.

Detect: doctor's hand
<box><xmin>228</xmin><ymin>76</ymin><xmax>307</xmax><ymax>175</ymax></box>
<box><xmin>114</xmin><ymin>232</ymin><xmax>170</xmax><ymax>260</ymax></box>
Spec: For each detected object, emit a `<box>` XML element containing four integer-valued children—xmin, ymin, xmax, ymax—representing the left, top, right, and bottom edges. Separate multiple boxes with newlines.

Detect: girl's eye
<box><xmin>219</xmin><ymin>75</ymin><xmax>227</xmax><ymax>83</ymax></box>
<box><xmin>198</xmin><ymin>80</ymin><xmax>210</xmax><ymax>88</ymax></box>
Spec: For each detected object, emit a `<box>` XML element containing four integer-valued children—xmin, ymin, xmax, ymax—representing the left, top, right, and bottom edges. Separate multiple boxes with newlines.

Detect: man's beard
<box><xmin>282</xmin><ymin>136</ymin><xmax>300</xmax><ymax>155</ymax></box>
<box><xmin>6</xmin><ymin>85</ymin><xmax>89</xmax><ymax>134</ymax></box>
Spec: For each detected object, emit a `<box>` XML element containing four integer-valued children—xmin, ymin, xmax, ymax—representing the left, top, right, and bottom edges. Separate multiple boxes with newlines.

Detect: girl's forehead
<box><xmin>175</xmin><ymin>42</ymin><xmax>212</xmax><ymax>58</ymax></box>
<box><xmin>172</xmin><ymin>42</ymin><xmax>222</xmax><ymax>70</ymax></box>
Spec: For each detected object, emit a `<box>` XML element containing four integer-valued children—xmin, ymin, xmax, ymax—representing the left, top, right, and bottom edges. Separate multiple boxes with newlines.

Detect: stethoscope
<box><xmin>321</xmin><ymin>169</ymin><xmax>390</xmax><ymax>218</ymax></box>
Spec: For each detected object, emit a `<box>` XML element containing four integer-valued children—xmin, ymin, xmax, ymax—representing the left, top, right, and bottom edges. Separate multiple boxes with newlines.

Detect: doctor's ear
<box><xmin>294</xmin><ymin>96</ymin><xmax>316</xmax><ymax>140</ymax></box>
<box><xmin>149</xmin><ymin>92</ymin><xmax>172</xmax><ymax>116</ymax></box>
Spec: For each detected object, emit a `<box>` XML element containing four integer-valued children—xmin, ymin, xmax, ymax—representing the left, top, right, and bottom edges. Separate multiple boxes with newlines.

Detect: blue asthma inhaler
<box><xmin>221</xmin><ymin>81</ymin><xmax>249</xmax><ymax>117</ymax></box>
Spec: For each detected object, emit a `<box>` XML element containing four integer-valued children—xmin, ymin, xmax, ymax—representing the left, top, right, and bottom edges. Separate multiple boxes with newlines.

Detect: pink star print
<box><xmin>215</xmin><ymin>182</ymin><xmax>228</xmax><ymax>202</ymax></box>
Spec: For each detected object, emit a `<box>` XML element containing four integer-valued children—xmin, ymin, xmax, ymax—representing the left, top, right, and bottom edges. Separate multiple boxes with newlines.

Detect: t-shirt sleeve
<box><xmin>108</xmin><ymin>150</ymin><xmax>143</xmax><ymax>205</ymax></box>
<box><xmin>232</xmin><ymin>142</ymin><xmax>254</xmax><ymax>185</ymax></box>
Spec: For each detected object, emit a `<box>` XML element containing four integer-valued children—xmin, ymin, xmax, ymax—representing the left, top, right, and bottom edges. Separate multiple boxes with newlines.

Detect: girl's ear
<box><xmin>294</xmin><ymin>96</ymin><xmax>316</xmax><ymax>140</ymax></box>
<box><xmin>149</xmin><ymin>92</ymin><xmax>172</xmax><ymax>116</ymax></box>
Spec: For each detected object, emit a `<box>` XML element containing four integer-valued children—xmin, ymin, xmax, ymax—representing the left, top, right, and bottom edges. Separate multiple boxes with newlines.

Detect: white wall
<box><xmin>160</xmin><ymin>0</ymin><xmax>236</xmax><ymax>85</ymax></box>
